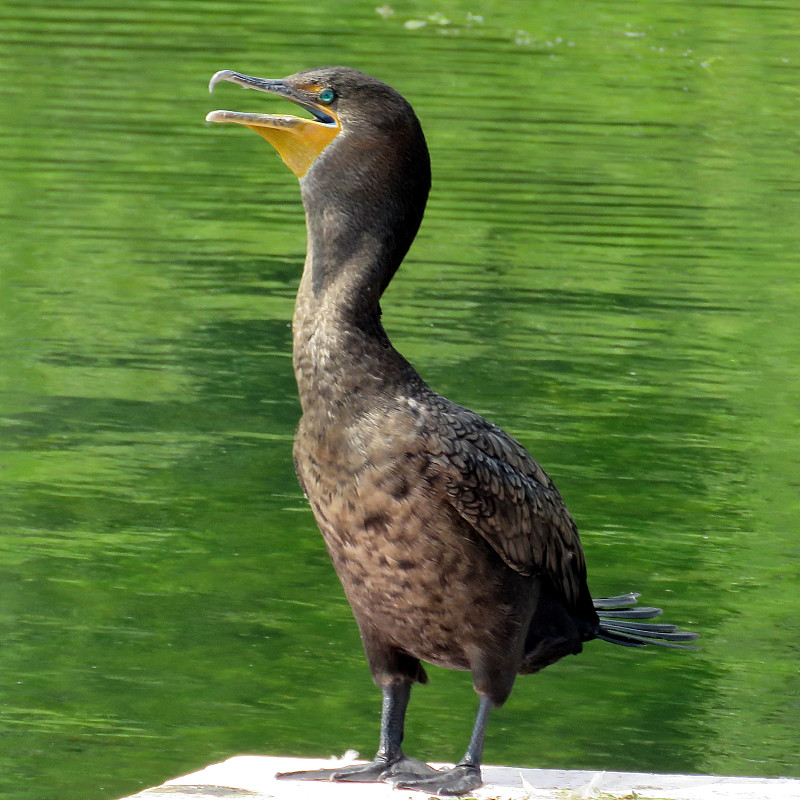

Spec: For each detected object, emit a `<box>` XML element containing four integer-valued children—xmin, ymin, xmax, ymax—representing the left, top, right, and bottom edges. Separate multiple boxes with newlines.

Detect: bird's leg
<box><xmin>460</xmin><ymin>691</ymin><xmax>493</xmax><ymax>770</ymax></box>
<box><xmin>391</xmin><ymin>694</ymin><xmax>493</xmax><ymax>796</ymax></box>
<box><xmin>275</xmin><ymin>680</ymin><xmax>439</xmax><ymax>784</ymax></box>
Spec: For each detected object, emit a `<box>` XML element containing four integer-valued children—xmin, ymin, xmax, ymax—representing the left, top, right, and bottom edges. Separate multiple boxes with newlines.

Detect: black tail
<box><xmin>593</xmin><ymin>593</ymin><xmax>699</xmax><ymax>650</ymax></box>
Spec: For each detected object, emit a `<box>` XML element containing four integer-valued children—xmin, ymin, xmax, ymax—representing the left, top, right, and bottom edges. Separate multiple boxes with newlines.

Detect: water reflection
<box><xmin>1</xmin><ymin>1</ymin><xmax>799</xmax><ymax>799</ymax></box>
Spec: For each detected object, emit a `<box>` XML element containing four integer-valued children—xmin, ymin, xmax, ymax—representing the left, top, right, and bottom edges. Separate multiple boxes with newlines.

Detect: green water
<box><xmin>1</xmin><ymin>1</ymin><xmax>799</xmax><ymax>798</ymax></box>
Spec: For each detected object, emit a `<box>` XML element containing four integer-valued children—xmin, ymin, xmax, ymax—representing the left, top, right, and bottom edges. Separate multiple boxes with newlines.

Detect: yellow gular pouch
<box><xmin>246</xmin><ymin>116</ymin><xmax>340</xmax><ymax>178</ymax></box>
<box><xmin>206</xmin><ymin>109</ymin><xmax>340</xmax><ymax>178</ymax></box>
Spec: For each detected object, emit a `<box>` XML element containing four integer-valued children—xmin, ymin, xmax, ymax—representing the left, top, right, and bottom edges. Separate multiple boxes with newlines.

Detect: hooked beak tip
<box><xmin>209</xmin><ymin>69</ymin><xmax>236</xmax><ymax>93</ymax></box>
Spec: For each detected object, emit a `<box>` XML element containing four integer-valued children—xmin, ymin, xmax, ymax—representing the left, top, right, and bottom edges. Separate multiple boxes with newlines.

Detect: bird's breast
<box><xmin>293</xmin><ymin>404</ymin><xmax>528</xmax><ymax>669</ymax></box>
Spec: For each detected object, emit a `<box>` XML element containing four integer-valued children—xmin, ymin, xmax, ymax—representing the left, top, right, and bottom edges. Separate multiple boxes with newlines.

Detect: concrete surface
<box><xmin>120</xmin><ymin>754</ymin><xmax>800</xmax><ymax>799</ymax></box>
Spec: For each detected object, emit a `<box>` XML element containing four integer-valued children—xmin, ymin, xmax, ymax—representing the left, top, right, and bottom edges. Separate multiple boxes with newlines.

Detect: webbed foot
<box><xmin>391</xmin><ymin>763</ymin><xmax>482</xmax><ymax>796</ymax></box>
<box><xmin>276</xmin><ymin>755</ymin><xmax>440</xmax><ymax>784</ymax></box>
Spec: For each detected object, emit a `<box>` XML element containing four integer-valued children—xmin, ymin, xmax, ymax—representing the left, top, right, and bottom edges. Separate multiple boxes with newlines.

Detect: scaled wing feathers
<box><xmin>425</xmin><ymin>399</ymin><xmax>587</xmax><ymax>607</ymax></box>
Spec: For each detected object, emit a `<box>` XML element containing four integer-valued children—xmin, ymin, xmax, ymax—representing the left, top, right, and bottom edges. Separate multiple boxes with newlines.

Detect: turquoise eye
<box><xmin>319</xmin><ymin>88</ymin><xmax>336</xmax><ymax>103</ymax></box>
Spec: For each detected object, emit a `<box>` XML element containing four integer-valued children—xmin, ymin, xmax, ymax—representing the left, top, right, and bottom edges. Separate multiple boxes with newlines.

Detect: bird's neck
<box><xmin>291</xmin><ymin>134</ymin><xmax>431</xmax><ymax>415</ymax></box>
<box><xmin>291</xmin><ymin>231</ymin><xmax>406</xmax><ymax>417</ymax></box>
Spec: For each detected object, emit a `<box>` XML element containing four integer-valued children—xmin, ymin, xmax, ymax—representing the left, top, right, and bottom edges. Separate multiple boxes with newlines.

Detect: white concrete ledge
<box><xmin>121</xmin><ymin>754</ymin><xmax>799</xmax><ymax>800</ymax></box>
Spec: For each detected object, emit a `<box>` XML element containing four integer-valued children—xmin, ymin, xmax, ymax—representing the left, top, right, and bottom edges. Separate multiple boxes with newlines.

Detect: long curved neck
<box><xmin>291</xmin><ymin>127</ymin><xmax>431</xmax><ymax>413</ymax></box>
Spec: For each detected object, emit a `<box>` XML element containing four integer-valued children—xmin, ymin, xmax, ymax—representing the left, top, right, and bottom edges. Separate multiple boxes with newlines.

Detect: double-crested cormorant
<box><xmin>206</xmin><ymin>66</ymin><xmax>698</xmax><ymax>796</ymax></box>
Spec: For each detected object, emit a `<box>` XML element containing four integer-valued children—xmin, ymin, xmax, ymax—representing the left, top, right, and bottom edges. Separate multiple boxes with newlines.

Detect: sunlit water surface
<box><xmin>1</xmin><ymin>2</ymin><xmax>799</xmax><ymax>799</ymax></box>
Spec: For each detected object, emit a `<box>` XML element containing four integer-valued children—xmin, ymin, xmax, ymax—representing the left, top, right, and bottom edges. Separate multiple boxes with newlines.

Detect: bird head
<box><xmin>206</xmin><ymin>66</ymin><xmax>423</xmax><ymax>181</ymax></box>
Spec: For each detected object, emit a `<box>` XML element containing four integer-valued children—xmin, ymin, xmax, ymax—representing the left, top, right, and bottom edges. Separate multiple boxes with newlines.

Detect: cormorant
<box><xmin>206</xmin><ymin>66</ymin><xmax>698</xmax><ymax>797</ymax></box>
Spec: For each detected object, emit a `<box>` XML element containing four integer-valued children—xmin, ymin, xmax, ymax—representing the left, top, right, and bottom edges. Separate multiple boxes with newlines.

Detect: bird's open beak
<box><xmin>206</xmin><ymin>70</ymin><xmax>341</xmax><ymax>179</ymax></box>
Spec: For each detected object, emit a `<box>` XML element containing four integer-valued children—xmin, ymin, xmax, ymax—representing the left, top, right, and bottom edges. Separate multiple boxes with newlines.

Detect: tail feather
<box><xmin>594</xmin><ymin>592</ymin><xmax>699</xmax><ymax>651</ymax></box>
<box><xmin>593</xmin><ymin>593</ymin><xmax>641</xmax><ymax>609</ymax></box>
<box><xmin>602</xmin><ymin>619</ymin><xmax>680</xmax><ymax>634</ymax></box>
<box><xmin>598</xmin><ymin>607</ymin><xmax>663</xmax><ymax>619</ymax></box>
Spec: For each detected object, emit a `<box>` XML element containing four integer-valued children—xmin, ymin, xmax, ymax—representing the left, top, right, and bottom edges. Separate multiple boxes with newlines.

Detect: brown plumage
<box><xmin>207</xmin><ymin>66</ymin><xmax>698</xmax><ymax>796</ymax></box>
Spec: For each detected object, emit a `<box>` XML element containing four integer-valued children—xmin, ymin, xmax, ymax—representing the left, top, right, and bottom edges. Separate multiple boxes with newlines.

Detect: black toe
<box><xmin>276</xmin><ymin>754</ymin><xmax>441</xmax><ymax>785</ymax></box>
<box><xmin>391</xmin><ymin>764</ymin><xmax>482</xmax><ymax>796</ymax></box>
